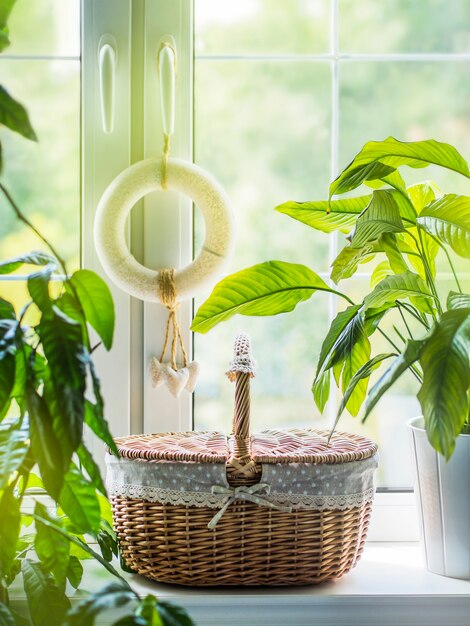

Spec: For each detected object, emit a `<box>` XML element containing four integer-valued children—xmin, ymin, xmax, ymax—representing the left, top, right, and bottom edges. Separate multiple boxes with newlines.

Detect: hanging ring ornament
<box><xmin>94</xmin><ymin>156</ymin><xmax>235</xmax><ymax>303</ymax></box>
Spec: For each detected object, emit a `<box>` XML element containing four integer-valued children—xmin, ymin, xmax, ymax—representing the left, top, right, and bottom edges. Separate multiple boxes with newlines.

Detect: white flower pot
<box><xmin>408</xmin><ymin>416</ymin><xmax>470</xmax><ymax>579</ymax></box>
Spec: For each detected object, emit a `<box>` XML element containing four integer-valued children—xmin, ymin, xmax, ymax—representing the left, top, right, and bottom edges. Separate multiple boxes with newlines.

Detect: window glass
<box><xmin>196</xmin><ymin>0</ymin><xmax>330</xmax><ymax>55</ymax></box>
<box><xmin>6</xmin><ymin>0</ymin><xmax>80</xmax><ymax>57</ymax></box>
<box><xmin>340</xmin><ymin>0</ymin><xmax>470</xmax><ymax>53</ymax></box>
<box><xmin>0</xmin><ymin>3</ymin><xmax>80</xmax><ymax>316</ymax></box>
<box><xmin>194</xmin><ymin>58</ymin><xmax>332</xmax><ymax>437</ymax></box>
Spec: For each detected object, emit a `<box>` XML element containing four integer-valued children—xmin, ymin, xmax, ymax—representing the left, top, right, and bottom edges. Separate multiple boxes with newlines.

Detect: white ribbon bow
<box><xmin>207</xmin><ymin>483</ymin><xmax>292</xmax><ymax>530</ymax></box>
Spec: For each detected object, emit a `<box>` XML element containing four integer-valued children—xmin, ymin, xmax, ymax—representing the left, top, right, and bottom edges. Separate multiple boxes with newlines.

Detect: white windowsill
<box><xmin>11</xmin><ymin>542</ymin><xmax>469</xmax><ymax>626</ymax></box>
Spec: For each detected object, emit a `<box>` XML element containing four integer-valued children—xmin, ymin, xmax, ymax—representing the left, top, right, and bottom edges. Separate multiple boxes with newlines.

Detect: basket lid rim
<box><xmin>109</xmin><ymin>428</ymin><xmax>377</xmax><ymax>465</ymax></box>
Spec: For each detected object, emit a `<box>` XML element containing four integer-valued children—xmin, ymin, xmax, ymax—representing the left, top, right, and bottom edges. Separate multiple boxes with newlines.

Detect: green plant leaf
<box><xmin>58</xmin><ymin>465</ymin><xmax>101</xmax><ymax>535</ymax></box>
<box><xmin>0</xmin><ymin>353</ymin><xmax>15</xmax><ymax>420</ymax></box>
<box><xmin>84</xmin><ymin>399</ymin><xmax>119</xmax><ymax>457</ymax></box>
<box><xmin>417</xmin><ymin>194</ymin><xmax>470</xmax><ymax>258</ymax></box>
<box><xmin>0</xmin><ymin>487</ymin><xmax>20</xmax><ymax>576</ymax></box>
<box><xmin>370</xmin><ymin>261</ymin><xmax>393</xmax><ymax>288</ymax></box>
<box><xmin>27</xmin><ymin>268</ymin><xmax>53</xmax><ymax>317</ymax></box>
<box><xmin>0</xmin><ymin>85</ymin><xmax>37</xmax><ymax>141</ymax></box>
<box><xmin>55</xmin><ymin>292</ymin><xmax>88</xmax><ymax>344</ymax></box>
<box><xmin>363</xmin><ymin>339</ymin><xmax>425</xmax><ymax>421</ymax></box>
<box><xmin>0</xmin><ymin>250</ymin><xmax>55</xmax><ymax>274</ymax></box>
<box><xmin>350</xmin><ymin>190</ymin><xmax>405</xmax><ymax>248</ymax></box>
<box><xmin>418</xmin><ymin>309</ymin><xmax>470</xmax><ymax>459</ymax></box>
<box><xmin>331</xmin><ymin>161</ymin><xmax>397</xmax><ymax>196</ymax></box>
<box><xmin>447</xmin><ymin>292</ymin><xmax>470</xmax><ymax>310</ymax></box>
<box><xmin>334</xmin><ymin>353</ymin><xmax>396</xmax><ymax>431</ymax></box>
<box><xmin>65</xmin><ymin>581</ymin><xmax>137</xmax><ymax>626</ymax></box>
<box><xmin>39</xmin><ymin>309</ymin><xmax>87</xmax><ymax>452</ymax></box>
<box><xmin>365</xmin><ymin>169</ymin><xmax>408</xmax><ymax>194</ymax></box>
<box><xmin>157</xmin><ymin>601</ymin><xmax>195</xmax><ymax>626</ymax></box>
<box><xmin>330</xmin><ymin>242</ymin><xmax>378</xmax><ymax>284</ymax></box>
<box><xmin>0</xmin><ymin>297</ymin><xmax>15</xmax><ymax>319</ymax></box>
<box><xmin>66</xmin><ymin>270</ymin><xmax>115</xmax><ymax>350</ymax></box>
<box><xmin>96</xmin><ymin>529</ymin><xmax>117</xmax><ymax>563</ymax></box>
<box><xmin>33</xmin><ymin>513</ymin><xmax>125</xmax><ymax>581</ymax></box>
<box><xmin>407</xmin><ymin>181</ymin><xmax>441</xmax><ymax>214</ymax></box>
<box><xmin>0</xmin><ymin>0</ymin><xmax>17</xmax><ymax>52</ymax></box>
<box><xmin>330</xmin><ymin>137</ymin><xmax>470</xmax><ymax>198</ymax></box>
<box><xmin>336</xmin><ymin>321</ymin><xmax>371</xmax><ymax>416</ymax></box>
<box><xmin>34</xmin><ymin>502</ymin><xmax>70</xmax><ymax>587</ymax></box>
<box><xmin>395</xmin><ymin>229</ymin><xmax>439</xmax><ymax>280</ymax></box>
<box><xmin>0</xmin><ymin>603</ymin><xmax>16</xmax><ymax>626</ymax></box>
<box><xmin>312</xmin><ymin>370</ymin><xmax>330</xmax><ymax>413</ymax></box>
<box><xmin>275</xmin><ymin>195</ymin><xmax>371</xmax><ymax>233</ymax></box>
<box><xmin>26</xmin><ymin>385</ymin><xmax>66</xmax><ymax>499</ymax></box>
<box><xmin>381</xmin><ymin>232</ymin><xmax>409</xmax><ymax>275</ymax></box>
<box><xmin>314</xmin><ymin>305</ymin><xmax>362</xmax><ymax>380</ymax></box>
<box><xmin>363</xmin><ymin>271</ymin><xmax>433</xmax><ymax>312</ymax></box>
<box><xmin>66</xmin><ymin>555</ymin><xmax>83</xmax><ymax>590</ymax></box>
<box><xmin>134</xmin><ymin>594</ymin><xmax>163</xmax><ymax>626</ymax></box>
<box><xmin>77</xmin><ymin>443</ymin><xmax>106</xmax><ymax>496</ymax></box>
<box><xmin>0</xmin><ymin>318</ymin><xmax>18</xmax><ymax>360</ymax></box>
<box><xmin>0</xmin><ymin>425</ymin><xmax>29</xmax><ymax>488</ymax></box>
<box><xmin>21</xmin><ymin>559</ymin><xmax>70</xmax><ymax>626</ymax></box>
<box><xmin>191</xmin><ymin>261</ymin><xmax>337</xmax><ymax>334</ymax></box>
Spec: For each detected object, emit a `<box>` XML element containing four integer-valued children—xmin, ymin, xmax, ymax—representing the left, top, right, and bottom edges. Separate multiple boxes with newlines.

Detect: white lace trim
<box><xmin>108</xmin><ymin>482</ymin><xmax>375</xmax><ymax>511</ymax></box>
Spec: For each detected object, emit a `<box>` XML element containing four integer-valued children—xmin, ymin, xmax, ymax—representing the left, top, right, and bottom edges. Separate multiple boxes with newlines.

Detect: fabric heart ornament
<box><xmin>162</xmin><ymin>363</ymin><xmax>190</xmax><ymax>398</ymax></box>
<box><xmin>185</xmin><ymin>360</ymin><xmax>200</xmax><ymax>393</ymax></box>
<box><xmin>150</xmin><ymin>358</ymin><xmax>200</xmax><ymax>397</ymax></box>
<box><xmin>150</xmin><ymin>357</ymin><xmax>165</xmax><ymax>389</ymax></box>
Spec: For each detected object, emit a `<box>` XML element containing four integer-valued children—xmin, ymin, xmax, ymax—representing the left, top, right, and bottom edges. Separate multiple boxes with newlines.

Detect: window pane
<box><xmin>6</xmin><ymin>0</ymin><xmax>80</xmax><ymax>57</ymax></box>
<box><xmin>196</xmin><ymin>0</ymin><xmax>331</xmax><ymax>55</ymax></box>
<box><xmin>194</xmin><ymin>59</ymin><xmax>332</xmax><ymax>432</ymax></box>
<box><xmin>340</xmin><ymin>0</ymin><xmax>470</xmax><ymax>53</ymax></box>
<box><xmin>0</xmin><ymin>60</ymin><xmax>80</xmax><ymax>268</ymax></box>
<box><xmin>339</xmin><ymin>61</ymin><xmax>470</xmax><ymax>193</ymax></box>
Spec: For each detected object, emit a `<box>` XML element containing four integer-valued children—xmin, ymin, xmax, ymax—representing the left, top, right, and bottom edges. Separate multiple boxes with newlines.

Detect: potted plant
<box><xmin>191</xmin><ymin>137</ymin><xmax>470</xmax><ymax>579</ymax></box>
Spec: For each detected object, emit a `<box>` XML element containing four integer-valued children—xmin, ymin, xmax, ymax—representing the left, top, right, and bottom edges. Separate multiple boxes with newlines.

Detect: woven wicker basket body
<box><xmin>112</xmin><ymin>496</ymin><xmax>372</xmax><ymax>586</ymax></box>
<box><xmin>109</xmin><ymin>341</ymin><xmax>377</xmax><ymax>586</ymax></box>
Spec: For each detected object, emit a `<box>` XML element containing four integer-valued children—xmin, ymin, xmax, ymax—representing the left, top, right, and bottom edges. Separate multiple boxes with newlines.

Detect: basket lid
<box><xmin>110</xmin><ymin>428</ymin><xmax>376</xmax><ymax>465</ymax></box>
<box><xmin>250</xmin><ymin>428</ymin><xmax>377</xmax><ymax>464</ymax></box>
<box><xmin>111</xmin><ymin>431</ymin><xmax>228</xmax><ymax>463</ymax></box>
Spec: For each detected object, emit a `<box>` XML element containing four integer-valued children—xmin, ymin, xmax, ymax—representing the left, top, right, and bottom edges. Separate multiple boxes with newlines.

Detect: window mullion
<box><xmin>142</xmin><ymin>0</ymin><xmax>193</xmax><ymax>433</ymax></box>
<box><xmin>82</xmin><ymin>0</ymin><xmax>134</xmax><ymax>447</ymax></box>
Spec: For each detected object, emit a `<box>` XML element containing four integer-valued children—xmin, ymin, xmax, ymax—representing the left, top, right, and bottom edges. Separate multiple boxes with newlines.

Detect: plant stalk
<box><xmin>0</xmin><ymin>183</ymin><xmax>68</xmax><ymax>277</ymax></box>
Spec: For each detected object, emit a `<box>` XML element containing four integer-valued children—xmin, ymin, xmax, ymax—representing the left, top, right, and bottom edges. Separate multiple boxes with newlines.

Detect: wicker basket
<box><xmin>107</xmin><ymin>336</ymin><xmax>378</xmax><ymax>586</ymax></box>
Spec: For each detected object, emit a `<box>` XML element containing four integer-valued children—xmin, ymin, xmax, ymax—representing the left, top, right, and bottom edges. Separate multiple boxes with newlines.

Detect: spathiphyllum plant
<box><xmin>192</xmin><ymin>137</ymin><xmax>470</xmax><ymax>460</ymax></box>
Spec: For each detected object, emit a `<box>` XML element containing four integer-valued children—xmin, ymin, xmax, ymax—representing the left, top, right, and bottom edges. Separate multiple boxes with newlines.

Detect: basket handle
<box><xmin>226</xmin><ymin>333</ymin><xmax>256</xmax><ymax>456</ymax></box>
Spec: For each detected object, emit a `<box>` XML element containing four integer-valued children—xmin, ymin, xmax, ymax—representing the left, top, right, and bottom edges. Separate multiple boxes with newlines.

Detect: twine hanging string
<box><xmin>161</xmin><ymin>133</ymin><xmax>171</xmax><ymax>190</ymax></box>
<box><xmin>158</xmin><ymin>128</ymin><xmax>187</xmax><ymax>369</ymax></box>
<box><xmin>158</xmin><ymin>269</ymin><xmax>188</xmax><ymax>370</ymax></box>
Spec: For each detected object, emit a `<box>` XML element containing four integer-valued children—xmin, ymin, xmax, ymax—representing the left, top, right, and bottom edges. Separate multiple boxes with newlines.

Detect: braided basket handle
<box><xmin>226</xmin><ymin>334</ymin><xmax>260</xmax><ymax>486</ymax></box>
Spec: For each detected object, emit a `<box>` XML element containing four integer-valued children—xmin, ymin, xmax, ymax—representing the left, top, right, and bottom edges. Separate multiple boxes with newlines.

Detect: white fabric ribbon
<box><xmin>207</xmin><ymin>483</ymin><xmax>292</xmax><ymax>530</ymax></box>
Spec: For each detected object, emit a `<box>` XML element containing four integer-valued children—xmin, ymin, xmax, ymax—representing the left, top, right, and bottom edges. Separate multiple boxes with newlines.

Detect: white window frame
<box><xmin>82</xmin><ymin>0</ymin><xmax>422</xmax><ymax>542</ymax></box>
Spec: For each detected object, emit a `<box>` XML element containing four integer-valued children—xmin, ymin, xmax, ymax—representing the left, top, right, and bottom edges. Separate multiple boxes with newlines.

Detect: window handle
<box><xmin>158</xmin><ymin>35</ymin><xmax>176</xmax><ymax>139</ymax></box>
<box><xmin>98</xmin><ymin>36</ymin><xmax>117</xmax><ymax>134</ymax></box>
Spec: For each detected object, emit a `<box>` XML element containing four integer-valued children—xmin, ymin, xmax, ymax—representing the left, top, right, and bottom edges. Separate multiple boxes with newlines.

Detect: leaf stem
<box><xmin>396</xmin><ymin>302</ymin><xmax>414</xmax><ymax>339</ymax></box>
<box><xmin>377</xmin><ymin>326</ymin><xmax>422</xmax><ymax>383</ymax></box>
<box><xmin>393</xmin><ymin>324</ymin><xmax>408</xmax><ymax>345</ymax></box>
<box><xmin>426</xmin><ymin>231</ymin><xmax>462</xmax><ymax>294</ymax></box>
<box><xmin>398</xmin><ymin>301</ymin><xmax>429</xmax><ymax>329</ymax></box>
<box><xmin>0</xmin><ymin>183</ymin><xmax>68</xmax><ymax>277</ymax></box>
<box><xmin>33</xmin><ymin>512</ymin><xmax>132</xmax><ymax>587</ymax></box>
<box><xmin>416</xmin><ymin>227</ymin><xmax>443</xmax><ymax>316</ymax></box>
